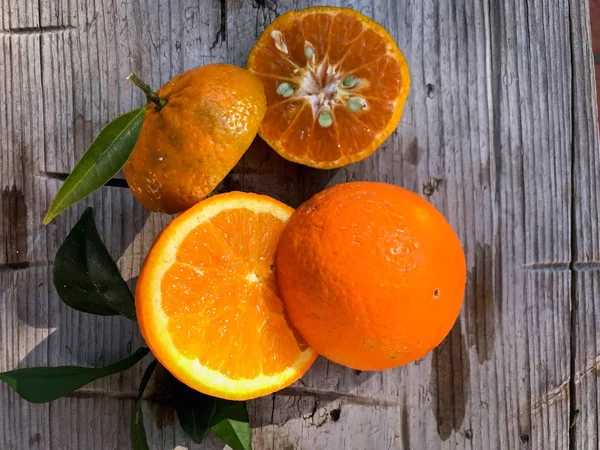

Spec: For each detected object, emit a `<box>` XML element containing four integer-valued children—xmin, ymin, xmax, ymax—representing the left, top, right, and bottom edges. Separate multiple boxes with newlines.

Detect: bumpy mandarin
<box><xmin>124</xmin><ymin>64</ymin><xmax>267</xmax><ymax>213</ymax></box>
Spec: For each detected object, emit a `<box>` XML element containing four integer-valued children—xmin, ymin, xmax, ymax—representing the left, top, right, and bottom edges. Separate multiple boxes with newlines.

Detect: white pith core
<box><xmin>272</xmin><ymin>33</ymin><xmax>367</xmax><ymax>124</ymax></box>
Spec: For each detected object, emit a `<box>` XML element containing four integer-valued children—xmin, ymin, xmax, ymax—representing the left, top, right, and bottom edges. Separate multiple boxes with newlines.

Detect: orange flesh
<box><xmin>159</xmin><ymin>209</ymin><xmax>306</xmax><ymax>380</ymax></box>
<box><xmin>247</xmin><ymin>7</ymin><xmax>410</xmax><ymax>168</ymax></box>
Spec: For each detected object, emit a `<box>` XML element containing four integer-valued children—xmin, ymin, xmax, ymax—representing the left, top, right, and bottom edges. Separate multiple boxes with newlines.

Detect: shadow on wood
<box><xmin>14</xmin><ymin>315</ymin><xmax>143</xmax><ymax>369</ymax></box>
<box><xmin>429</xmin><ymin>318</ymin><xmax>470</xmax><ymax>441</ymax></box>
<box><xmin>213</xmin><ymin>137</ymin><xmax>341</xmax><ymax>208</ymax></box>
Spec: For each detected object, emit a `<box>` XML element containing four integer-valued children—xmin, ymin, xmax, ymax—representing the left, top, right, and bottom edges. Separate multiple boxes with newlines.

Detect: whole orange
<box><xmin>275</xmin><ymin>182</ymin><xmax>466</xmax><ymax>370</ymax></box>
<box><xmin>124</xmin><ymin>64</ymin><xmax>267</xmax><ymax>213</ymax></box>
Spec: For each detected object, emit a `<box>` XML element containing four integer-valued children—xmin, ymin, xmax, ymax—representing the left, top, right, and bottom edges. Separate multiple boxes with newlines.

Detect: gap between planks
<box><xmin>61</xmin><ymin>385</ymin><xmax>401</xmax><ymax>408</ymax></box>
<box><xmin>567</xmin><ymin>1</ymin><xmax>578</xmax><ymax>448</ymax></box>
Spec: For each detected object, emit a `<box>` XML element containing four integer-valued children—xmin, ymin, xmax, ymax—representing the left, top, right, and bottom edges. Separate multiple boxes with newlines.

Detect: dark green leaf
<box><xmin>43</xmin><ymin>107</ymin><xmax>145</xmax><ymax>224</ymax></box>
<box><xmin>171</xmin><ymin>376</ymin><xmax>216</xmax><ymax>443</ymax></box>
<box><xmin>210</xmin><ymin>400</ymin><xmax>251</xmax><ymax>450</ymax></box>
<box><xmin>0</xmin><ymin>348</ymin><xmax>149</xmax><ymax>403</ymax></box>
<box><xmin>171</xmin><ymin>375</ymin><xmax>251</xmax><ymax>449</ymax></box>
<box><xmin>53</xmin><ymin>207</ymin><xmax>136</xmax><ymax>320</ymax></box>
<box><xmin>131</xmin><ymin>360</ymin><xmax>158</xmax><ymax>450</ymax></box>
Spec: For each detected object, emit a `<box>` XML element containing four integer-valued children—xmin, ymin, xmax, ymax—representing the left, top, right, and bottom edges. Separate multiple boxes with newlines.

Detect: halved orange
<box><xmin>136</xmin><ymin>192</ymin><xmax>317</xmax><ymax>400</ymax></box>
<box><xmin>247</xmin><ymin>6</ymin><xmax>410</xmax><ymax>169</ymax></box>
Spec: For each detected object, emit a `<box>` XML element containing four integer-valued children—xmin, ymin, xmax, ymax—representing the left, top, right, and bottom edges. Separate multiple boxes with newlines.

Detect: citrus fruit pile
<box><xmin>124</xmin><ymin>7</ymin><xmax>410</xmax><ymax>215</ymax></box>
<box><xmin>129</xmin><ymin>7</ymin><xmax>466</xmax><ymax>402</ymax></box>
<box><xmin>136</xmin><ymin>183</ymin><xmax>465</xmax><ymax>400</ymax></box>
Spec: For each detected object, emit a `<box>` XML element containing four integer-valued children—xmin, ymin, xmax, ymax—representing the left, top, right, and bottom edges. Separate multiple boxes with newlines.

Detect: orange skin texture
<box><xmin>124</xmin><ymin>64</ymin><xmax>267</xmax><ymax>213</ymax></box>
<box><xmin>275</xmin><ymin>182</ymin><xmax>466</xmax><ymax>371</ymax></box>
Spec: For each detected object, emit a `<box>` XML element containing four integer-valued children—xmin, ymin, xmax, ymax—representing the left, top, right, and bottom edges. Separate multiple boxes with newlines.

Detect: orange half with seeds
<box><xmin>247</xmin><ymin>6</ymin><xmax>410</xmax><ymax>169</ymax></box>
<box><xmin>136</xmin><ymin>192</ymin><xmax>317</xmax><ymax>400</ymax></box>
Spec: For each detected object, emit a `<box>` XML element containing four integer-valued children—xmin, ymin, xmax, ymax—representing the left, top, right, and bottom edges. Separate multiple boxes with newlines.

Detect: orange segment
<box><xmin>281</xmin><ymin>19</ymin><xmax>306</xmax><ymax>66</ymax></box>
<box><xmin>260</xmin><ymin>99</ymin><xmax>305</xmax><ymax>137</ymax></box>
<box><xmin>301</xmin><ymin>13</ymin><xmax>332</xmax><ymax>64</ymax></box>
<box><xmin>280</xmin><ymin>103</ymin><xmax>314</xmax><ymax>156</ymax></box>
<box><xmin>247</xmin><ymin>6</ymin><xmax>410</xmax><ymax>169</ymax></box>
<box><xmin>353</xmin><ymin>98</ymin><xmax>395</xmax><ymax>134</ymax></box>
<box><xmin>327</xmin><ymin>13</ymin><xmax>364</xmax><ymax>64</ymax></box>
<box><xmin>136</xmin><ymin>192</ymin><xmax>317</xmax><ymax>400</ymax></box>
<box><xmin>354</xmin><ymin>56</ymin><xmax>404</xmax><ymax>101</ymax></box>
<box><xmin>249</xmin><ymin>42</ymin><xmax>298</xmax><ymax>80</ymax></box>
<box><xmin>333</xmin><ymin>105</ymin><xmax>374</xmax><ymax>155</ymax></box>
<box><xmin>307</xmin><ymin>117</ymin><xmax>341</xmax><ymax>162</ymax></box>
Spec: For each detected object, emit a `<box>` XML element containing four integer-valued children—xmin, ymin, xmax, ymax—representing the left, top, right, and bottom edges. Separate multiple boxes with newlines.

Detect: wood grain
<box><xmin>1</xmin><ymin>0</ymin><xmax>598</xmax><ymax>449</ymax></box>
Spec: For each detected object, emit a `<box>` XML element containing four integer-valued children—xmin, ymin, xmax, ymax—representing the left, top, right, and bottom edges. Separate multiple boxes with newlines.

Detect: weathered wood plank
<box><xmin>486</xmin><ymin>1</ymin><xmax>573</xmax><ymax>450</ymax></box>
<box><xmin>0</xmin><ymin>5</ymin><xmax>51</xmax><ymax>447</ymax></box>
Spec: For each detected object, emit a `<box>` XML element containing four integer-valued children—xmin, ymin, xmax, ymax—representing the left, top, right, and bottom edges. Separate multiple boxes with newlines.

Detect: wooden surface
<box><xmin>1</xmin><ymin>0</ymin><xmax>598</xmax><ymax>449</ymax></box>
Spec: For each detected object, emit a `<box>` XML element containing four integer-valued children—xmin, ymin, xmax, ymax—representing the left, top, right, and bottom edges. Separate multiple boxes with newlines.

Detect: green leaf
<box><xmin>210</xmin><ymin>400</ymin><xmax>251</xmax><ymax>450</ymax></box>
<box><xmin>0</xmin><ymin>347</ymin><xmax>149</xmax><ymax>403</ymax></box>
<box><xmin>571</xmin><ymin>409</ymin><xmax>581</xmax><ymax>428</ymax></box>
<box><xmin>171</xmin><ymin>376</ymin><xmax>251</xmax><ymax>450</ymax></box>
<box><xmin>171</xmin><ymin>376</ymin><xmax>216</xmax><ymax>443</ymax></box>
<box><xmin>131</xmin><ymin>360</ymin><xmax>158</xmax><ymax>450</ymax></box>
<box><xmin>53</xmin><ymin>207</ymin><xmax>136</xmax><ymax>320</ymax></box>
<box><xmin>43</xmin><ymin>107</ymin><xmax>145</xmax><ymax>225</ymax></box>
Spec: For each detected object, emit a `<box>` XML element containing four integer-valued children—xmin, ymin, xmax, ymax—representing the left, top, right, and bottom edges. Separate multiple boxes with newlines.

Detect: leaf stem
<box><xmin>127</xmin><ymin>72</ymin><xmax>167</xmax><ymax>111</ymax></box>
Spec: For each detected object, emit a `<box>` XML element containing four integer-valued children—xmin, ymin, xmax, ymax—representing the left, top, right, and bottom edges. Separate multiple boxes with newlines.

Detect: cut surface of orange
<box><xmin>136</xmin><ymin>192</ymin><xmax>316</xmax><ymax>400</ymax></box>
<box><xmin>247</xmin><ymin>6</ymin><xmax>410</xmax><ymax>169</ymax></box>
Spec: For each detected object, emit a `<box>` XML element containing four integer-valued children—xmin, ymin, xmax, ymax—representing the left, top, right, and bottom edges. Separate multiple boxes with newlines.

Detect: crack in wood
<box><xmin>38</xmin><ymin>171</ymin><xmax>129</xmax><ymax>188</ymax></box>
<box><xmin>0</xmin><ymin>261</ymin><xmax>50</xmax><ymax>272</ymax></box>
<box><xmin>211</xmin><ymin>0</ymin><xmax>228</xmax><ymax>49</ymax></box>
<box><xmin>0</xmin><ymin>25</ymin><xmax>76</xmax><ymax>36</ymax></box>
<box><xmin>252</xmin><ymin>0</ymin><xmax>279</xmax><ymax>14</ymax></box>
<box><xmin>522</xmin><ymin>262</ymin><xmax>571</xmax><ymax>271</ymax></box>
<box><xmin>0</xmin><ymin>262</ymin><xmax>31</xmax><ymax>271</ymax></box>
<box><xmin>572</xmin><ymin>262</ymin><xmax>600</xmax><ymax>271</ymax></box>
<box><xmin>521</xmin><ymin>261</ymin><xmax>571</xmax><ymax>272</ymax></box>
<box><xmin>278</xmin><ymin>385</ymin><xmax>400</xmax><ymax>407</ymax></box>
<box><xmin>521</xmin><ymin>262</ymin><xmax>600</xmax><ymax>272</ymax></box>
